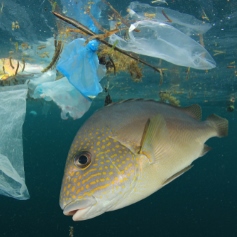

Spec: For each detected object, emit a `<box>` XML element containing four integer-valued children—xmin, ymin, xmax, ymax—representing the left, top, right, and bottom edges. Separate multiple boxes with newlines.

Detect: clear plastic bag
<box><xmin>28</xmin><ymin>71</ymin><xmax>55</xmax><ymax>97</ymax></box>
<box><xmin>0</xmin><ymin>85</ymin><xmax>29</xmax><ymax>200</ymax></box>
<box><xmin>128</xmin><ymin>1</ymin><xmax>212</xmax><ymax>35</ymax></box>
<box><xmin>109</xmin><ymin>20</ymin><xmax>216</xmax><ymax>69</ymax></box>
<box><xmin>32</xmin><ymin>77</ymin><xmax>92</xmax><ymax>120</ymax></box>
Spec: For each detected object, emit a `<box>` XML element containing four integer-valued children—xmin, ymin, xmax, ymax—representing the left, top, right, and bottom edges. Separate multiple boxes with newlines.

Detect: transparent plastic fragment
<box><xmin>32</xmin><ymin>77</ymin><xmax>92</xmax><ymax>120</ymax></box>
<box><xmin>57</xmin><ymin>38</ymin><xmax>104</xmax><ymax>98</ymax></box>
<box><xmin>128</xmin><ymin>1</ymin><xmax>212</xmax><ymax>35</ymax></box>
<box><xmin>0</xmin><ymin>85</ymin><xmax>29</xmax><ymax>200</ymax></box>
<box><xmin>109</xmin><ymin>20</ymin><xmax>216</xmax><ymax>69</ymax></box>
<box><xmin>28</xmin><ymin>71</ymin><xmax>56</xmax><ymax>97</ymax></box>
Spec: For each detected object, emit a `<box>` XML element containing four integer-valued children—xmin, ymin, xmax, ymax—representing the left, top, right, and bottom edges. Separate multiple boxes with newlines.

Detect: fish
<box><xmin>60</xmin><ymin>99</ymin><xmax>228</xmax><ymax>221</ymax></box>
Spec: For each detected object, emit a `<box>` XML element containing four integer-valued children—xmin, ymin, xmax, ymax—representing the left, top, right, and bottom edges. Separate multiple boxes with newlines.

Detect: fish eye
<box><xmin>74</xmin><ymin>151</ymin><xmax>92</xmax><ymax>169</ymax></box>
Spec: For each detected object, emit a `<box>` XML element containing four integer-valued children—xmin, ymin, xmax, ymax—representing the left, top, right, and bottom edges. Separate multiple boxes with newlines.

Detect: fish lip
<box><xmin>63</xmin><ymin>196</ymin><xmax>97</xmax><ymax>217</ymax></box>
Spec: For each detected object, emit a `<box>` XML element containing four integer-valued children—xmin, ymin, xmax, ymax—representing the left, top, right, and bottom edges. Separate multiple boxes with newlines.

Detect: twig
<box><xmin>162</xmin><ymin>10</ymin><xmax>172</xmax><ymax>22</ymax></box>
<box><xmin>42</xmin><ymin>40</ymin><xmax>63</xmax><ymax>72</ymax></box>
<box><xmin>85</xmin><ymin>6</ymin><xmax>108</xmax><ymax>33</ymax></box>
<box><xmin>101</xmin><ymin>0</ymin><xmax>139</xmax><ymax>32</ymax></box>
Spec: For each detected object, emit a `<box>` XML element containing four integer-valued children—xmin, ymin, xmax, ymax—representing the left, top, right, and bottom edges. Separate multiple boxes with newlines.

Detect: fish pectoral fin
<box><xmin>139</xmin><ymin>114</ymin><xmax>168</xmax><ymax>164</ymax></box>
<box><xmin>201</xmin><ymin>144</ymin><xmax>212</xmax><ymax>157</ymax></box>
<box><xmin>162</xmin><ymin>165</ymin><xmax>193</xmax><ymax>186</ymax></box>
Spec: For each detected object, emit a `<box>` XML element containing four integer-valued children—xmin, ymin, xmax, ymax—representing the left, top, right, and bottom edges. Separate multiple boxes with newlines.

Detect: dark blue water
<box><xmin>0</xmin><ymin>0</ymin><xmax>237</xmax><ymax>236</ymax></box>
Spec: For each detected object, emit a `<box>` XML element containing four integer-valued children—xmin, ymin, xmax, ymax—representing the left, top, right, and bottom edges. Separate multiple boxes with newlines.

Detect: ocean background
<box><xmin>0</xmin><ymin>0</ymin><xmax>237</xmax><ymax>236</ymax></box>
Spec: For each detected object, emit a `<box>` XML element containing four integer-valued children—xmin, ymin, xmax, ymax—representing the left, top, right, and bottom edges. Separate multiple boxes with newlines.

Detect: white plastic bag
<box><xmin>32</xmin><ymin>77</ymin><xmax>92</xmax><ymax>120</ymax></box>
<box><xmin>0</xmin><ymin>85</ymin><xmax>29</xmax><ymax>200</ymax></box>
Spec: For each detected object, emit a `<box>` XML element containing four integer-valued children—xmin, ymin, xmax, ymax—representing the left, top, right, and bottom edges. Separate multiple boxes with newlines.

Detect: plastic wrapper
<box><xmin>32</xmin><ymin>77</ymin><xmax>92</xmax><ymax>120</ymax></box>
<box><xmin>109</xmin><ymin>20</ymin><xmax>216</xmax><ymax>70</ymax></box>
<box><xmin>0</xmin><ymin>85</ymin><xmax>29</xmax><ymax>200</ymax></box>
<box><xmin>128</xmin><ymin>1</ymin><xmax>212</xmax><ymax>35</ymax></box>
<box><xmin>57</xmin><ymin>38</ymin><xmax>105</xmax><ymax>98</ymax></box>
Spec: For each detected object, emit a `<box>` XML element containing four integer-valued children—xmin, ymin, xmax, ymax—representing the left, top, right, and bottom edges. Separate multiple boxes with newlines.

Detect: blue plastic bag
<box><xmin>57</xmin><ymin>38</ymin><xmax>103</xmax><ymax>98</ymax></box>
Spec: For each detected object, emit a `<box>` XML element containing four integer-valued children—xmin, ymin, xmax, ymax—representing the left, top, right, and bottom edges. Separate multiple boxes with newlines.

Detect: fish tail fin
<box><xmin>206</xmin><ymin>114</ymin><xmax>228</xmax><ymax>137</ymax></box>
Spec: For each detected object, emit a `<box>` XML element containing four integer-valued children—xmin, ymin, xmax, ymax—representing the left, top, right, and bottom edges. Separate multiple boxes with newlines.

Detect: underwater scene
<box><xmin>0</xmin><ymin>0</ymin><xmax>236</xmax><ymax>236</ymax></box>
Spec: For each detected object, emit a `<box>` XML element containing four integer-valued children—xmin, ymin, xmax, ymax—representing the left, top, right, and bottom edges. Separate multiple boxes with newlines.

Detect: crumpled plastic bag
<box><xmin>57</xmin><ymin>38</ymin><xmax>105</xmax><ymax>98</ymax></box>
<box><xmin>0</xmin><ymin>85</ymin><xmax>29</xmax><ymax>200</ymax></box>
<box><xmin>128</xmin><ymin>1</ymin><xmax>212</xmax><ymax>35</ymax></box>
<box><xmin>32</xmin><ymin>77</ymin><xmax>92</xmax><ymax>120</ymax></box>
<box><xmin>109</xmin><ymin>20</ymin><xmax>216</xmax><ymax>69</ymax></box>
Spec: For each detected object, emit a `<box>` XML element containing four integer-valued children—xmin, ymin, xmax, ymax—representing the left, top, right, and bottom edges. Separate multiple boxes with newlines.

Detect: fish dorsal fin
<box><xmin>105</xmin><ymin>98</ymin><xmax>155</xmax><ymax>107</ymax></box>
<box><xmin>179</xmin><ymin>104</ymin><xmax>202</xmax><ymax>120</ymax></box>
<box><xmin>162</xmin><ymin>165</ymin><xmax>193</xmax><ymax>186</ymax></box>
<box><xmin>139</xmin><ymin>114</ymin><xmax>168</xmax><ymax>164</ymax></box>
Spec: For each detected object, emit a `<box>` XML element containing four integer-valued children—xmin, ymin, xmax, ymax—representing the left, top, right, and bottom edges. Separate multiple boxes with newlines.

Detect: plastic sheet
<box><xmin>0</xmin><ymin>85</ymin><xmax>29</xmax><ymax>200</ymax></box>
<box><xmin>128</xmin><ymin>1</ymin><xmax>212</xmax><ymax>35</ymax></box>
<box><xmin>109</xmin><ymin>20</ymin><xmax>216</xmax><ymax>69</ymax></box>
<box><xmin>32</xmin><ymin>77</ymin><xmax>92</xmax><ymax>120</ymax></box>
<box><xmin>57</xmin><ymin>38</ymin><xmax>105</xmax><ymax>98</ymax></box>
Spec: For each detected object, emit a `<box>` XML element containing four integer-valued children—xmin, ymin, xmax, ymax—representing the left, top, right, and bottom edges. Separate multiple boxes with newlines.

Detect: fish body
<box><xmin>60</xmin><ymin>100</ymin><xmax>228</xmax><ymax>221</ymax></box>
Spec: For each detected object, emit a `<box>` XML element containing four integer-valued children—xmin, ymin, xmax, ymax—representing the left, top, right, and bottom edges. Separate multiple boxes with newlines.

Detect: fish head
<box><xmin>59</xmin><ymin>125</ymin><xmax>139</xmax><ymax>221</ymax></box>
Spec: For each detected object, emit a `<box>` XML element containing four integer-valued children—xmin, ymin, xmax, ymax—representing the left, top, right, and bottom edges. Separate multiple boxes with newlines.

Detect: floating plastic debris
<box><xmin>109</xmin><ymin>20</ymin><xmax>216</xmax><ymax>70</ymax></box>
<box><xmin>128</xmin><ymin>1</ymin><xmax>212</xmax><ymax>35</ymax></box>
<box><xmin>32</xmin><ymin>77</ymin><xmax>92</xmax><ymax>120</ymax></box>
<box><xmin>0</xmin><ymin>85</ymin><xmax>29</xmax><ymax>200</ymax></box>
<box><xmin>29</xmin><ymin>110</ymin><xmax>37</xmax><ymax>116</ymax></box>
<box><xmin>57</xmin><ymin>38</ymin><xmax>105</xmax><ymax>98</ymax></box>
<box><xmin>28</xmin><ymin>70</ymin><xmax>55</xmax><ymax>97</ymax></box>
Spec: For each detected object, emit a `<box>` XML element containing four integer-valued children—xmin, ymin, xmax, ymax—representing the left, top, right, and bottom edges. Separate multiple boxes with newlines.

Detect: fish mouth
<box><xmin>62</xmin><ymin>196</ymin><xmax>97</xmax><ymax>221</ymax></box>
